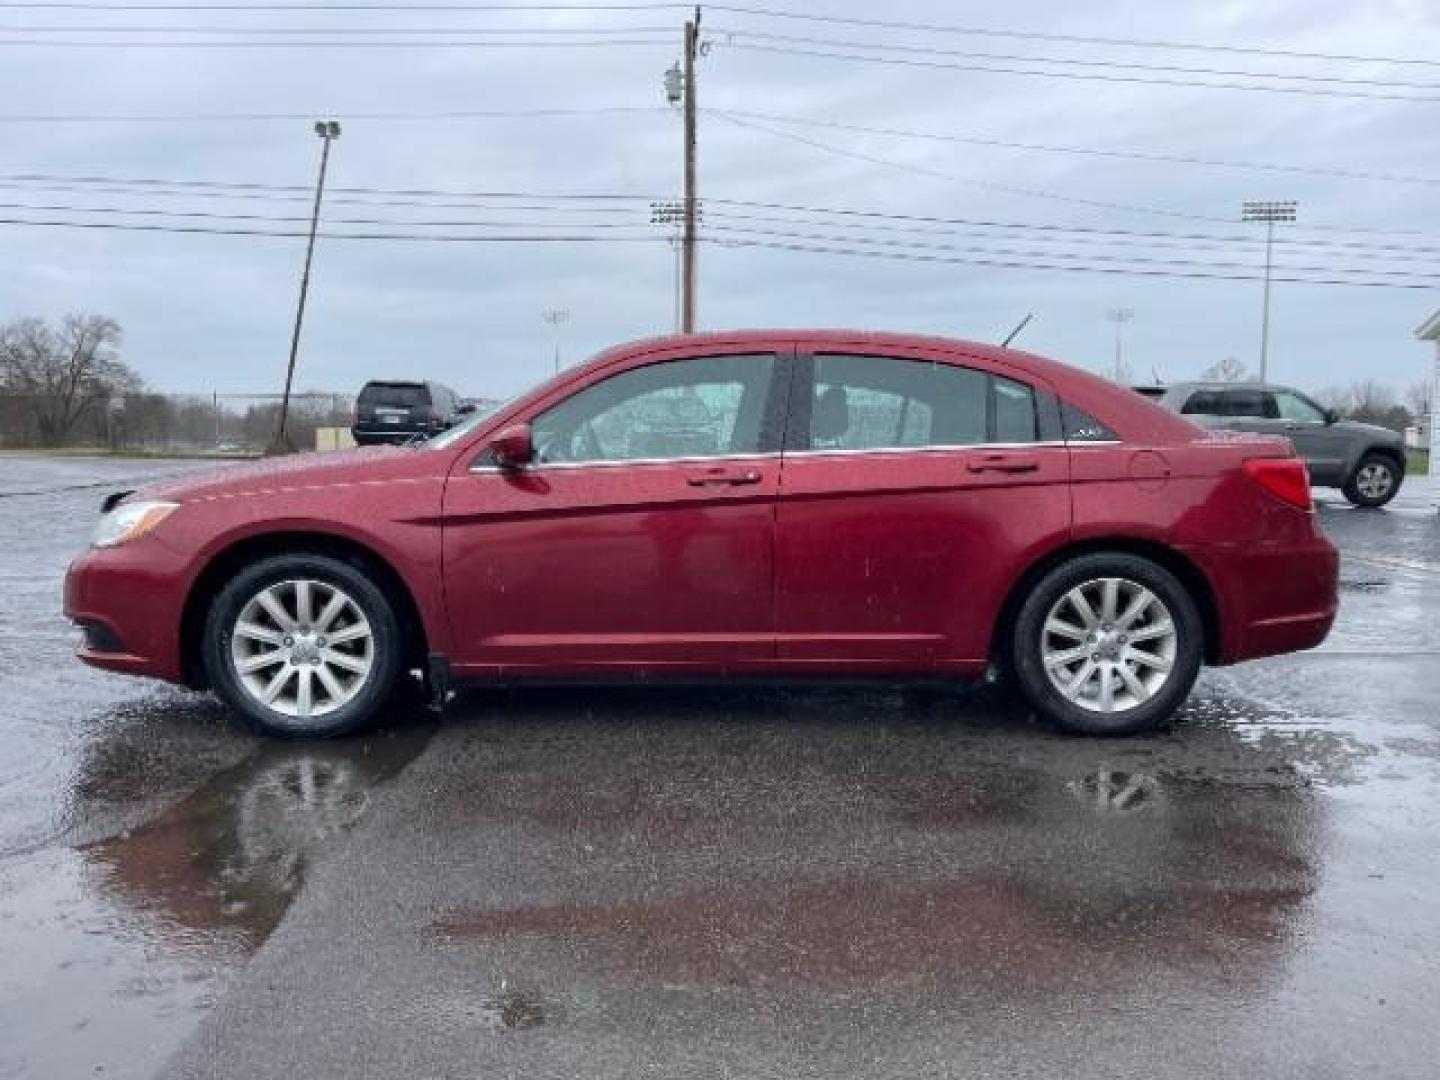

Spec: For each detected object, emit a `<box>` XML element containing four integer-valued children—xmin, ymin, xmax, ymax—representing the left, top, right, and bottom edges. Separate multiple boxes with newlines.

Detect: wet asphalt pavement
<box><xmin>2</xmin><ymin>455</ymin><xmax>1439</xmax><ymax>1079</ymax></box>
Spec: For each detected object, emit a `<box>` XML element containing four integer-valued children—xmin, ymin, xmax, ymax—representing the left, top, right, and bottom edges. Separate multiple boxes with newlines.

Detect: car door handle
<box><xmin>967</xmin><ymin>453</ymin><xmax>1039</xmax><ymax>474</ymax></box>
<box><xmin>685</xmin><ymin>467</ymin><xmax>764</xmax><ymax>487</ymax></box>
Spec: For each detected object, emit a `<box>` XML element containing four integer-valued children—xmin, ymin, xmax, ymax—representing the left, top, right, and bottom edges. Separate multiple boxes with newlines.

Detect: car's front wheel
<box><xmin>203</xmin><ymin>553</ymin><xmax>402</xmax><ymax>738</ymax></box>
<box><xmin>1342</xmin><ymin>454</ymin><xmax>1402</xmax><ymax>509</ymax></box>
<box><xmin>1010</xmin><ymin>553</ymin><xmax>1203</xmax><ymax>736</ymax></box>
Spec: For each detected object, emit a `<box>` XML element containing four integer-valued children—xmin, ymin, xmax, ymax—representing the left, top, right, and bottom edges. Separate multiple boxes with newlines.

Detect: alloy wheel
<box><xmin>1355</xmin><ymin>462</ymin><xmax>1394</xmax><ymax>502</ymax></box>
<box><xmin>1040</xmin><ymin>576</ymin><xmax>1178</xmax><ymax>714</ymax></box>
<box><xmin>229</xmin><ymin>578</ymin><xmax>374</xmax><ymax>721</ymax></box>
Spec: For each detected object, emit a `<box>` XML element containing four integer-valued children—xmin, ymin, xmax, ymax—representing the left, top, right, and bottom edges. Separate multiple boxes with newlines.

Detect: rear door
<box><xmin>773</xmin><ymin>347</ymin><xmax>1071</xmax><ymax>670</ymax></box>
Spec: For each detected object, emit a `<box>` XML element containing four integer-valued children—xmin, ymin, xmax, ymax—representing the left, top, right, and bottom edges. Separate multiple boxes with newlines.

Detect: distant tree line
<box><xmin>1</xmin><ymin>314</ymin><xmax>350</xmax><ymax>451</ymax></box>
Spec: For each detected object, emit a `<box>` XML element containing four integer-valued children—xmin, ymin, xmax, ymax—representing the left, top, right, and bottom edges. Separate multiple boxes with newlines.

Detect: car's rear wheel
<box><xmin>203</xmin><ymin>553</ymin><xmax>402</xmax><ymax>738</ymax></box>
<box><xmin>1010</xmin><ymin>553</ymin><xmax>1203</xmax><ymax>736</ymax></box>
<box><xmin>1342</xmin><ymin>454</ymin><xmax>1402</xmax><ymax>509</ymax></box>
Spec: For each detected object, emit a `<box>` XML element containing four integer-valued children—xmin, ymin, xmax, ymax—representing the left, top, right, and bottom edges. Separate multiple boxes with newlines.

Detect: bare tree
<box><xmin>1200</xmin><ymin>356</ymin><xmax>1249</xmax><ymax>382</ymax></box>
<box><xmin>0</xmin><ymin>314</ymin><xmax>138</xmax><ymax>445</ymax></box>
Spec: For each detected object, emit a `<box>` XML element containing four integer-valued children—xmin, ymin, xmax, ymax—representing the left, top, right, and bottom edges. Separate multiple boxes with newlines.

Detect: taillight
<box><xmin>1244</xmin><ymin>457</ymin><xmax>1312</xmax><ymax>510</ymax></box>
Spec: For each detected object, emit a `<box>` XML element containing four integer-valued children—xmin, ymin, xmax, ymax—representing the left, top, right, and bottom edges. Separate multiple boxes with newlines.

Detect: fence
<box><xmin>0</xmin><ymin>392</ymin><xmax>354</xmax><ymax>454</ymax></box>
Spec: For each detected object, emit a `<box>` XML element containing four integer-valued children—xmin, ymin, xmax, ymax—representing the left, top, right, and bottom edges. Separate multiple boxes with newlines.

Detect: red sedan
<box><xmin>64</xmin><ymin>331</ymin><xmax>1338</xmax><ymax>737</ymax></box>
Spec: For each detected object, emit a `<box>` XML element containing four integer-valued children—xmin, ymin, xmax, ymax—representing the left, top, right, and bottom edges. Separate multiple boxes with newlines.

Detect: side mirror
<box><xmin>456</xmin><ymin>402</ymin><xmax>477</xmax><ymax>417</ymax></box>
<box><xmin>1324</xmin><ymin>408</ymin><xmax>1339</xmax><ymax>425</ymax></box>
<box><xmin>487</xmin><ymin>422</ymin><xmax>534</xmax><ymax>469</ymax></box>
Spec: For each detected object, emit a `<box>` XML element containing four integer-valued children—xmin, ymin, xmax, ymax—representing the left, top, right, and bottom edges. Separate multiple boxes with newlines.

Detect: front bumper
<box><xmin>63</xmin><ymin>538</ymin><xmax>192</xmax><ymax>683</ymax></box>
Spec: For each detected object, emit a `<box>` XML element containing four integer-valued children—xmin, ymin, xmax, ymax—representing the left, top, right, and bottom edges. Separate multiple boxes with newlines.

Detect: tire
<box><xmin>1342</xmin><ymin>453</ymin><xmax>1402</xmax><ymax>509</ymax></box>
<box><xmin>1010</xmin><ymin>553</ymin><xmax>1203</xmax><ymax>736</ymax></box>
<box><xmin>203</xmin><ymin>553</ymin><xmax>403</xmax><ymax>738</ymax></box>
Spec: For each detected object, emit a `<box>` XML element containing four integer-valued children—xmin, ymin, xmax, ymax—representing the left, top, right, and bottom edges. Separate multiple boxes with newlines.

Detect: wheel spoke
<box><xmin>256</xmin><ymin>589</ymin><xmax>296</xmax><ymax>633</ymax></box>
<box><xmin>235</xmin><ymin>621</ymin><xmax>284</xmax><ymax>646</ymax></box>
<box><xmin>236</xmin><ymin>649</ymin><xmax>285</xmax><ymax>674</ymax></box>
<box><xmin>1100</xmin><ymin>578</ymin><xmax>1120</xmax><ymax>622</ymax></box>
<box><xmin>1045</xmin><ymin>644</ymin><xmax>1092</xmax><ymax>669</ymax></box>
<box><xmin>325</xmin><ymin>623</ymin><xmax>370</xmax><ymax>646</ymax></box>
<box><xmin>1067</xmin><ymin>588</ymin><xmax>1100</xmax><ymax>629</ymax></box>
<box><xmin>1128</xmin><ymin>649</ymin><xmax>1172</xmax><ymax>673</ymax></box>
<box><xmin>295</xmin><ymin>667</ymin><xmax>314</xmax><ymax>717</ymax></box>
<box><xmin>1097</xmin><ymin>665</ymin><xmax>1116</xmax><ymax>712</ymax></box>
<box><xmin>261</xmin><ymin>665</ymin><xmax>294</xmax><ymax>704</ymax></box>
<box><xmin>315</xmin><ymin>663</ymin><xmax>346</xmax><ymax>704</ymax></box>
<box><xmin>1117</xmin><ymin>662</ymin><xmax>1149</xmax><ymax>702</ymax></box>
<box><xmin>1044</xmin><ymin>616</ymin><xmax>1087</xmax><ymax>641</ymax></box>
<box><xmin>1064</xmin><ymin>660</ymin><xmax>1097</xmax><ymax>699</ymax></box>
<box><xmin>322</xmin><ymin>648</ymin><xmax>369</xmax><ymax>675</ymax></box>
<box><xmin>294</xmin><ymin>580</ymin><xmax>314</xmax><ymax>628</ymax></box>
<box><xmin>1116</xmin><ymin>588</ymin><xmax>1154</xmax><ymax>631</ymax></box>
<box><xmin>315</xmin><ymin>591</ymin><xmax>347</xmax><ymax>632</ymax></box>
<box><xmin>1127</xmin><ymin>619</ymin><xmax>1174</xmax><ymax>644</ymax></box>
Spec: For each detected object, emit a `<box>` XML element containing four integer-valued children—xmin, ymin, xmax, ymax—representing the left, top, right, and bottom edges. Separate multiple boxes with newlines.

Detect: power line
<box><xmin>719</xmin><ymin>42</ymin><xmax>1440</xmax><ymax>104</ymax></box>
<box><xmin>0</xmin><ymin>22</ymin><xmax>678</xmax><ymax>33</ymax></box>
<box><xmin>0</xmin><ymin>35</ymin><xmax>672</xmax><ymax>46</ymax></box>
<box><xmin>712</xmin><ymin>235</ymin><xmax>1440</xmax><ymax>291</ymax></box>
<box><xmin>0</xmin><ymin>105</ymin><xmax>667</xmax><ymax>122</ymax></box>
<box><xmin>706</xmin><ymin>107</ymin><xmax>1440</xmax><ymax>188</ymax></box>
<box><xmin>710</xmin><ymin>29</ymin><xmax>1440</xmax><ymax>93</ymax></box>
<box><xmin>713</xmin><ymin>110</ymin><xmax>1228</xmax><ymax>224</ymax></box>
<box><xmin>0</xmin><ymin>215</ymin><xmax>674</xmax><ymax>241</ymax></box>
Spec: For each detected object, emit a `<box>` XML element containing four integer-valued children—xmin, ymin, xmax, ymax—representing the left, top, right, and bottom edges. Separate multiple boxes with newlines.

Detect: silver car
<box><xmin>1137</xmin><ymin>382</ymin><xmax>1408</xmax><ymax>508</ymax></box>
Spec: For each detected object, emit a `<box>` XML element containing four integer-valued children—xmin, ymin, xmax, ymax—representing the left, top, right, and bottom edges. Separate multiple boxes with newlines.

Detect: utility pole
<box><xmin>274</xmin><ymin>119</ymin><xmax>341</xmax><ymax>453</ymax></box>
<box><xmin>1241</xmin><ymin>200</ymin><xmax>1296</xmax><ymax>384</ymax></box>
<box><xmin>681</xmin><ymin>6</ymin><xmax>700</xmax><ymax>333</ymax></box>
<box><xmin>1105</xmin><ymin>308</ymin><xmax>1134</xmax><ymax>383</ymax></box>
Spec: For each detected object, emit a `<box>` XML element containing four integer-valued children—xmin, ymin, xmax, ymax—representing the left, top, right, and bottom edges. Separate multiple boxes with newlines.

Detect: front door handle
<box><xmin>685</xmin><ymin>466</ymin><xmax>764</xmax><ymax>487</ymax></box>
<box><xmin>967</xmin><ymin>453</ymin><xmax>1039</xmax><ymax>474</ymax></box>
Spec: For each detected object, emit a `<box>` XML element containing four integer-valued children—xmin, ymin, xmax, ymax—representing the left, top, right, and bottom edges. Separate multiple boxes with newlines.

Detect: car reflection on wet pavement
<box><xmin>2</xmin><ymin>455</ymin><xmax>1439</xmax><ymax>1079</ymax></box>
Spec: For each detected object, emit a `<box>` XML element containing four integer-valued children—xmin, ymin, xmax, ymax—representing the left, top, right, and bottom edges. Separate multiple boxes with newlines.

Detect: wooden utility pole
<box><xmin>681</xmin><ymin>7</ymin><xmax>700</xmax><ymax>333</ymax></box>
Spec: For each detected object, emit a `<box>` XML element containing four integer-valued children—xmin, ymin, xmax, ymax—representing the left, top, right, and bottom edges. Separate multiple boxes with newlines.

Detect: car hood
<box><xmin>125</xmin><ymin>446</ymin><xmax>428</xmax><ymax>504</ymax></box>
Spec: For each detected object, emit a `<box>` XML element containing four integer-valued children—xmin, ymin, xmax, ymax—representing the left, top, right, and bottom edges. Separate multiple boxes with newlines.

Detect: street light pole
<box><xmin>1241</xmin><ymin>200</ymin><xmax>1297</xmax><ymax>384</ymax></box>
<box><xmin>681</xmin><ymin>6</ymin><xmax>700</xmax><ymax>333</ymax></box>
<box><xmin>1105</xmin><ymin>308</ymin><xmax>1134</xmax><ymax>383</ymax></box>
<box><xmin>275</xmin><ymin>120</ymin><xmax>341</xmax><ymax>453</ymax></box>
<box><xmin>541</xmin><ymin>308</ymin><xmax>570</xmax><ymax>374</ymax></box>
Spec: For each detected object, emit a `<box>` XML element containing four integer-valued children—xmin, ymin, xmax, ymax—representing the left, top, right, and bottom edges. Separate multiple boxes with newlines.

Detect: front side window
<box><xmin>1271</xmin><ymin>391</ymin><xmax>1326</xmax><ymax>424</ymax></box>
<box><xmin>806</xmin><ymin>354</ymin><xmax>1033</xmax><ymax>451</ymax></box>
<box><xmin>530</xmin><ymin>353</ymin><xmax>776</xmax><ymax>464</ymax></box>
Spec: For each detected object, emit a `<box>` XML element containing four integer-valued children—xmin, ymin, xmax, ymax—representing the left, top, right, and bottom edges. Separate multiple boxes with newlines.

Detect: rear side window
<box><xmin>1060</xmin><ymin>402</ymin><xmax>1117</xmax><ymax>442</ymax></box>
<box><xmin>359</xmin><ymin>383</ymin><xmax>428</xmax><ymax>409</ymax></box>
<box><xmin>1180</xmin><ymin>390</ymin><xmax>1223</xmax><ymax>416</ymax></box>
<box><xmin>804</xmin><ymin>354</ymin><xmax>1037</xmax><ymax>451</ymax></box>
<box><xmin>1223</xmin><ymin>389</ymin><xmax>1271</xmax><ymax>418</ymax></box>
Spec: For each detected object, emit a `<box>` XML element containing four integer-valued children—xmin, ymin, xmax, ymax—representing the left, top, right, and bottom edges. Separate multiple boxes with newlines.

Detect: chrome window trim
<box><xmin>467</xmin><ymin>440</ymin><xmax>1122</xmax><ymax>473</ymax></box>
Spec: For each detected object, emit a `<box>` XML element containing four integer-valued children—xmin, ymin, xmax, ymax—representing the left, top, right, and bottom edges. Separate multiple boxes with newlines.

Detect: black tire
<box><xmin>1010</xmin><ymin>553</ymin><xmax>1203</xmax><ymax>736</ymax></box>
<box><xmin>203</xmin><ymin>553</ymin><xmax>403</xmax><ymax>738</ymax></box>
<box><xmin>1342</xmin><ymin>453</ymin><xmax>1403</xmax><ymax>509</ymax></box>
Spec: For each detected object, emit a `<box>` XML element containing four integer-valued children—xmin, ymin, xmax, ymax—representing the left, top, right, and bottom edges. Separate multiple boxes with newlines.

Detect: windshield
<box><xmin>422</xmin><ymin>396</ymin><xmax>511</xmax><ymax>449</ymax></box>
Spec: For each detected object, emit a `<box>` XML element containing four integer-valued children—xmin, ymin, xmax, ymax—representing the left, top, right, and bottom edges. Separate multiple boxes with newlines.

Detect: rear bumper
<box><xmin>1184</xmin><ymin>529</ymin><xmax>1339</xmax><ymax>664</ymax></box>
<box><xmin>63</xmin><ymin>539</ymin><xmax>190</xmax><ymax>683</ymax></box>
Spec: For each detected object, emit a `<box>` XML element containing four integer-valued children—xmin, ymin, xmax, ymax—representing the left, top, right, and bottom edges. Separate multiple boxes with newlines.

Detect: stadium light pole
<box><xmin>1241</xmin><ymin>200</ymin><xmax>1297</xmax><ymax>384</ymax></box>
<box><xmin>275</xmin><ymin>120</ymin><xmax>341</xmax><ymax>453</ymax></box>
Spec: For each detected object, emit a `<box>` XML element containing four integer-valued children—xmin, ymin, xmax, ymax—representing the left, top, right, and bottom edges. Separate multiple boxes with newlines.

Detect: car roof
<box><xmin>1157</xmin><ymin>381</ymin><xmax>1293</xmax><ymax>393</ymax></box>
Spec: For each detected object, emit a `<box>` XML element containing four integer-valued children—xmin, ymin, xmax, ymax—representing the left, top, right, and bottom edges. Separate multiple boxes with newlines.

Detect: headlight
<box><xmin>92</xmin><ymin>500</ymin><xmax>180</xmax><ymax>548</ymax></box>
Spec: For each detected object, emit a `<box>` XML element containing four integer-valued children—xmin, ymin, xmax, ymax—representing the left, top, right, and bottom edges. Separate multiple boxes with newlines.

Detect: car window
<box><xmin>993</xmin><ymin>377</ymin><xmax>1038</xmax><ymax>443</ymax></box>
<box><xmin>358</xmin><ymin>383</ymin><xmax>427</xmax><ymax>409</ymax></box>
<box><xmin>1060</xmin><ymin>402</ymin><xmax>1117</xmax><ymax>442</ymax></box>
<box><xmin>1180</xmin><ymin>390</ymin><xmax>1223</xmax><ymax>416</ymax></box>
<box><xmin>807</xmin><ymin>354</ymin><xmax>998</xmax><ymax>451</ymax></box>
<box><xmin>530</xmin><ymin>354</ymin><xmax>776</xmax><ymax>464</ymax></box>
<box><xmin>1271</xmin><ymin>391</ymin><xmax>1326</xmax><ymax>423</ymax></box>
<box><xmin>1222</xmin><ymin>389</ymin><xmax>1271</xmax><ymax>418</ymax></box>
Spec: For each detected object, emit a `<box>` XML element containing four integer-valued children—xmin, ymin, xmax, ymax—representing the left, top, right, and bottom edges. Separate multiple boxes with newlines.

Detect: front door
<box><xmin>442</xmin><ymin>349</ymin><xmax>788</xmax><ymax>674</ymax></box>
<box><xmin>774</xmin><ymin>349</ymin><xmax>1071</xmax><ymax>670</ymax></box>
<box><xmin>1267</xmin><ymin>388</ymin><xmax>1347</xmax><ymax>485</ymax></box>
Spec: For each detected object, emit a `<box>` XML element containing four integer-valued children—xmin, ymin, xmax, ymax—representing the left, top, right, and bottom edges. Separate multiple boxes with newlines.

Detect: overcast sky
<box><xmin>4</xmin><ymin>0</ymin><xmax>1439</xmax><ymax>401</ymax></box>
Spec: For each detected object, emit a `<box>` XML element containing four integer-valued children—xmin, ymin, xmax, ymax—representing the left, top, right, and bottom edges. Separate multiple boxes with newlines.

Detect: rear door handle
<box><xmin>685</xmin><ymin>466</ymin><xmax>764</xmax><ymax>487</ymax></box>
<box><xmin>967</xmin><ymin>453</ymin><xmax>1039</xmax><ymax>474</ymax></box>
